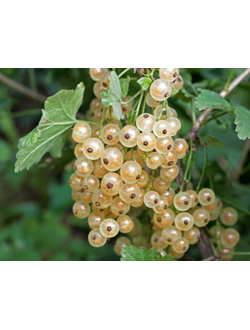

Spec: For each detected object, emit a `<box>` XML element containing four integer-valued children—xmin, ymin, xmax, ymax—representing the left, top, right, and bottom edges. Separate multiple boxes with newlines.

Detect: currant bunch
<box><xmin>68</xmin><ymin>68</ymin><xmax>239</xmax><ymax>260</ymax></box>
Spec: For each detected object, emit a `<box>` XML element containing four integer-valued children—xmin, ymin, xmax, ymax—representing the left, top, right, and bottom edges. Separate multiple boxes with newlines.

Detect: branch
<box><xmin>0</xmin><ymin>72</ymin><xmax>46</xmax><ymax>103</ymax></box>
<box><xmin>185</xmin><ymin>68</ymin><xmax>250</xmax><ymax>141</ymax></box>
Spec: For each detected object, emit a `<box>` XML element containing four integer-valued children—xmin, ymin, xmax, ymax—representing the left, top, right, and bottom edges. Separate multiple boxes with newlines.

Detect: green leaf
<box><xmin>137</xmin><ymin>77</ymin><xmax>152</xmax><ymax>91</ymax></box>
<box><xmin>18</xmin><ymin>127</ymin><xmax>41</xmax><ymax>148</ymax></box>
<box><xmin>101</xmin><ymin>71</ymin><xmax>124</xmax><ymax>120</ymax></box>
<box><xmin>15</xmin><ymin>83</ymin><xmax>84</xmax><ymax>172</ymax></box>
<box><xmin>195</xmin><ymin>89</ymin><xmax>235</xmax><ymax>113</ymax></box>
<box><xmin>234</xmin><ymin>106</ymin><xmax>250</xmax><ymax>140</ymax></box>
<box><xmin>120</xmin><ymin>77</ymin><xmax>130</xmax><ymax>99</ymax></box>
<box><xmin>203</xmin><ymin>135</ymin><xmax>224</xmax><ymax>149</ymax></box>
<box><xmin>120</xmin><ymin>246</ymin><xmax>175</xmax><ymax>261</ymax></box>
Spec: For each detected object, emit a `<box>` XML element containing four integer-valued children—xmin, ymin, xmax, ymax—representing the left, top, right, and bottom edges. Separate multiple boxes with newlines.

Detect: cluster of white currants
<box><xmin>68</xmin><ymin>68</ymin><xmax>239</xmax><ymax>260</ymax></box>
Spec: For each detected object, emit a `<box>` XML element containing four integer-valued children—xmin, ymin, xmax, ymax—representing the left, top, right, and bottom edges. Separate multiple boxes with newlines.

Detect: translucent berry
<box><xmin>100</xmin><ymin>218</ymin><xmax>120</xmax><ymax>238</ymax></box>
<box><xmin>150</xmin><ymin>78</ymin><xmax>172</xmax><ymax>101</ymax></box>
<box><xmin>169</xmin><ymin>246</ymin><xmax>184</xmax><ymax>259</ymax></box>
<box><xmin>210</xmin><ymin>225</ymin><xmax>224</xmax><ymax>244</ymax></box>
<box><xmin>110</xmin><ymin>197</ymin><xmax>130</xmax><ymax>216</ymax></box>
<box><xmin>137</xmin><ymin>131</ymin><xmax>156</xmax><ymax>151</ymax></box>
<box><xmin>88</xmin><ymin>212</ymin><xmax>105</xmax><ymax>229</ymax></box>
<box><xmin>153</xmin><ymin>120</ymin><xmax>171</xmax><ymax>138</ymax></box>
<box><xmin>93</xmin><ymin>81</ymin><xmax>105</xmax><ymax>99</ymax></box>
<box><xmin>220</xmin><ymin>228</ymin><xmax>240</xmax><ymax>249</ymax></box>
<box><xmin>117</xmin><ymin>215</ymin><xmax>134</xmax><ymax>233</ymax></box>
<box><xmin>114</xmin><ymin>237</ymin><xmax>131</xmax><ymax>256</ymax></box>
<box><xmin>183</xmin><ymin>227</ymin><xmax>201</xmax><ymax>244</ymax></box>
<box><xmin>136</xmin><ymin>113</ymin><xmax>156</xmax><ymax>132</ymax></box>
<box><xmin>89</xmin><ymin>68</ymin><xmax>106</xmax><ymax>81</ymax></box>
<box><xmin>153</xmin><ymin>197</ymin><xmax>169</xmax><ymax>213</ymax></box>
<box><xmin>120</xmin><ymin>161</ymin><xmax>142</xmax><ymax>184</ymax></box>
<box><xmin>220</xmin><ymin>207</ymin><xmax>238</xmax><ymax>226</ymax></box>
<box><xmin>172</xmin><ymin>237</ymin><xmax>189</xmax><ymax>253</ymax></box>
<box><xmin>90</xmin><ymin>98</ymin><xmax>102</xmax><ymax>111</ymax></box>
<box><xmin>175</xmin><ymin>212</ymin><xmax>194</xmax><ymax>231</ymax></box>
<box><xmin>101</xmin><ymin>124</ymin><xmax>120</xmax><ymax>145</ymax></box>
<box><xmin>92</xmin><ymin>189</ymin><xmax>112</xmax><ymax>209</ymax></box>
<box><xmin>93</xmin><ymin>158</ymin><xmax>108</xmax><ymax>178</ymax></box>
<box><xmin>161</xmin><ymin>188</ymin><xmax>176</xmax><ymax>205</ymax></box>
<box><xmin>155</xmin><ymin>136</ymin><xmax>174</xmax><ymax>154</ymax></box>
<box><xmin>131</xmin><ymin>188</ymin><xmax>145</xmax><ymax>207</ymax></box>
<box><xmin>74</xmin><ymin>143</ymin><xmax>84</xmax><ymax>158</ymax></box>
<box><xmin>72</xmin><ymin>122</ymin><xmax>92</xmax><ymax>143</ymax></box>
<box><xmin>119</xmin><ymin>183</ymin><xmax>140</xmax><ymax>204</ymax></box>
<box><xmin>82</xmin><ymin>175</ymin><xmax>99</xmax><ymax>192</ymax></box>
<box><xmin>171</xmin><ymin>75</ymin><xmax>184</xmax><ymax>90</ymax></box>
<box><xmin>74</xmin><ymin>157</ymin><xmax>93</xmax><ymax>177</ymax></box>
<box><xmin>83</xmin><ymin>138</ymin><xmax>104</xmax><ymax>160</ymax></box>
<box><xmin>174</xmin><ymin>192</ymin><xmax>192</xmax><ymax>211</ymax></box>
<box><xmin>160</xmin><ymin>165</ymin><xmax>179</xmax><ymax>182</ymax></box>
<box><xmin>174</xmin><ymin>138</ymin><xmax>189</xmax><ymax>159</ymax></box>
<box><xmin>161</xmin><ymin>226</ymin><xmax>181</xmax><ymax>244</ymax></box>
<box><xmin>198</xmin><ymin>188</ymin><xmax>215</xmax><ymax>206</ymax></box>
<box><xmin>146</xmin><ymin>92</ymin><xmax>159</xmax><ymax>108</ymax></box>
<box><xmin>72</xmin><ymin>201</ymin><xmax>90</xmax><ymax>219</ymax></box>
<box><xmin>101</xmin><ymin>172</ymin><xmax>123</xmax><ymax>196</ymax></box>
<box><xmin>159</xmin><ymin>68</ymin><xmax>180</xmax><ymax>82</ymax></box>
<box><xmin>68</xmin><ymin>173</ymin><xmax>84</xmax><ymax>190</ymax></box>
<box><xmin>161</xmin><ymin>150</ymin><xmax>178</xmax><ymax>168</ymax></box>
<box><xmin>71</xmin><ymin>190</ymin><xmax>81</xmax><ymax>202</ymax></box>
<box><xmin>187</xmin><ymin>190</ymin><xmax>199</xmax><ymax>208</ymax></box>
<box><xmin>100</xmin><ymin>70</ymin><xmax>111</xmax><ymax>89</ymax></box>
<box><xmin>88</xmin><ymin>228</ymin><xmax>107</xmax><ymax>247</ymax></box>
<box><xmin>146</xmin><ymin>152</ymin><xmax>163</xmax><ymax>169</ymax></box>
<box><xmin>136</xmin><ymin>170</ymin><xmax>149</xmax><ymax>188</ymax></box>
<box><xmin>151</xmin><ymin>231</ymin><xmax>168</xmax><ymax>249</ymax></box>
<box><xmin>153</xmin><ymin>177</ymin><xmax>171</xmax><ymax>194</ymax></box>
<box><xmin>153</xmin><ymin>209</ymin><xmax>175</xmax><ymax>228</ymax></box>
<box><xmin>144</xmin><ymin>191</ymin><xmax>160</xmax><ymax>208</ymax></box>
<box><xmin>119</xmin><ymin>125</ymin><xmax>140</xmax><ymax>148</ymax></box>
<box><xmin>220</xmin><ymin>246</ymin><xmax>234</xmax><ymax>261</ymax></box>
<box><xmin>80</xmin><ymin>190</ymin><xmax>93</xmax><ymax>204</ymax></box>
<box><xmin>165</xmin><ymin>117</ymin><xmax>181</xmax><ymax>136</ymax></box>
<box><xmin>101</xmin><ymin>147</ymin><xmax>123</xmax><ymax>171</ymax></box>
<box><xmin>193</xmin><ymin>208</ymin><xmax>210</xmax><ymax>227</ymax></box>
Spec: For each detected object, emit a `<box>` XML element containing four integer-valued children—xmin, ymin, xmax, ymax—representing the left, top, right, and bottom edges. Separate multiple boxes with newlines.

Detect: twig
<box><xmin>0</xmin><ymin>72</ymin><xmax>46</xmax><ymax>103</ymax></box>
<box><xmin>185</xmin><ymin>68</ymin><xmax>250</xmax><ymax>141</ymax></box>
<box><xmin>196</xmin><ymin>228</ymin><xmax>214</xmax><ymax>259</ymax></box>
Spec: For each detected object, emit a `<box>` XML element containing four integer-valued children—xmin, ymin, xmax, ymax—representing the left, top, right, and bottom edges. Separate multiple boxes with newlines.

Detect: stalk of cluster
<box><xmin>68</xmin><ymin>68</ymin><xmax>239</xmax><ymax>260</ymax></box>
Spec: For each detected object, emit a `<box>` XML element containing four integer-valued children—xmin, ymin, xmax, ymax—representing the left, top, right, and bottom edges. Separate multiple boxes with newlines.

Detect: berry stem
<box><xmin>141</xmin><ymin>90</ymin><xmax>148</xmax><ymax>114</ymax></box>
<box><xmin>99</xmin><ymin>107</ymin><xmax>106</xmax><ymax>139</ymax></box>
<box><xmin>180</xmin><ymin>139</ymin><xmax>193</xmax><ymax>192</ymax></box>
<box><xmin>118</xmin><ymin>68</ymin><xmax>131</xmax><ymax>78</ymax></box>
<box><xmin>196</xmin><ymin>145</ymin><xmax>207</xmax><ymax>192</ymax></box>
<box><xmin>122</xmin><ymin>90</ymin><xmax>142</xmax><ymax>104</ymax></box>
<box><xmin>132</xmin><ymin>91</ymin><xmax>144</xmax><ymax>124</ymax></box>
<box><xmin>225</xmin><ymin>252</ymin><xmax>250</xmax><ymax>256</ymax></box>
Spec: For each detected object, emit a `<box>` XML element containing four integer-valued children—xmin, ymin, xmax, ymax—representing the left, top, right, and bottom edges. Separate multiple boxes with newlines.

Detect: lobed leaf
<box><xmin>203</xmin><ymin>135</ymin><xmax>224</xmax><ymax>149</ymax></box>
<box><xmin>120</xmin><ymin>77</ymin><xmax>130</xmax><ymax>99</ymax></box>
<box><xmin>234</xmin><ymin>106</ymin><xmax>250</xmax><ymax>140</ymax></box>
<box><xmin>137</xmin><ymin>77</ymin><xmax>152</xmax><ymax>91</ymax></box>
<box><xmin>195</xmin><ymin>89</ymin><xmax>235</xmax><ymax>113</ymax></box>
<box><xmin>15</xmin><ymin>83</ymin><xmax>84</xmax><ymax>172</ymax></box>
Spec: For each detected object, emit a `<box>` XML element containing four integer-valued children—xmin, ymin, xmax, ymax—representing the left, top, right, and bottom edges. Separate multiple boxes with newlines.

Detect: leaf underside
<box><xmin>121</xmin><ymin>245</ymin><xmax>175</xmax><ymax>261</ymax></box>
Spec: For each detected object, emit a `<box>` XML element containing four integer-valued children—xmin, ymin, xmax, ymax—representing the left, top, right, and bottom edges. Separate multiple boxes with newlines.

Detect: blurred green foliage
<box><xmin>0</xmin><ymin>68</ymin><xmax>249</xmax><ymax>260</ymax></box>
